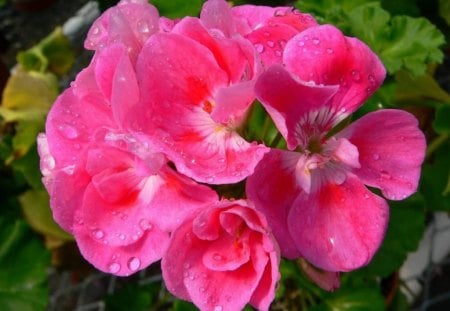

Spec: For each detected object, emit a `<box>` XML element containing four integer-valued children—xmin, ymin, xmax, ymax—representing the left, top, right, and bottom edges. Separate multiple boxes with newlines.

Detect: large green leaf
<box><xmin>348</xmin><ymin>3</ymin><xmax>445</xmax><ymax>76</ymax></box>
<box><xmin>433</xmin><ymin>105</ymin><xmax>450</xmax><ymax>134</ymax></box>
<box><xmin>358</xmin><ymin>194</ymin><xmax>426</xmax><ymax>277</ymax></box>
<box><xmin>0</xmin><ymin>215</ymin><xmax>50</xmax><ymax>311</ymax></box>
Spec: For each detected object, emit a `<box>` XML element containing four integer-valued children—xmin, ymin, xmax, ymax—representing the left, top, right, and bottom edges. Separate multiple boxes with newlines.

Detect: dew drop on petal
<box><xmin>137</xmin><ymin>20</ymin><xmax>150</xmax><ymax>34</ymax></box>
<box><xmin>214</xmin><ymin>306</ymin><xmax>223</xmax><ymax>311</ymax></box>
<box><xmin>127</xmin><ymin>257</ymin><xmax>141</xmax><ymax>271</ymax></box>
<box><xmin>351</xmin><ymin>70</ymin><xmax>361</xmax><ymax>82</ymax></box>
<box><xmin>326</xmin><ymin>48</ymin><xmax>333</xmax><ymax>54</ymax></box>
<box><xmin>372</xmin><ymin>153</ymin><xmax>380</xmax><ymax>160</ymax></box>
<box><xmin>312</xmin><ymin>37</ymin><xmax>320</xmax><ymax>45</ymax></box>
<box><xmin>254</xmin><ymin>43</ymin><xmax>264</xmax><ymax>53</ymax></box>
<box><xmin>92</xmin><ymin>229</ymin><xmax>104</xmax><ymax>239</ymax></box>
<box><xmin>266</xmin><ymin>40</ymin><xmax>275</xmax><ymax>48</ymax></box>
<box><xmin>213</xmin><ymin>254</ymin><xmax>222</xmax><ymax>261</ymax></box>
<box><xmin>297</xmin><ymin>41</ymin><xmax>305</xmax><ymax>47</ymax></box>
<box><xmin>139</xmin><ymin>219</ymin><xmax>152</xmax><ymax>230</ymax></box>
<box><xmin>58</xmin><ymin>123</ymin><xmax>79</xmax><ymax>139</ymax></box>
<box><xmin>108</xmin><ymin>262</ymin><xmax>121</xmax><ymax>274</ymax></box>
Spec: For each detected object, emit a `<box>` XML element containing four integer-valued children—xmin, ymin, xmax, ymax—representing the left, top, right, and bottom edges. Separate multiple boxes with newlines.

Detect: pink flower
<box><xmin>38</xmin><ymin>40</ymin><xmax>218</xmax><ymax>276</ymax></box>
<box><xmin>162</xmin><ymin>200</ymin><xmax>280</xmax><ymax>311</ymax></box>
<box><xmin>246</xmin><ymin>25</ymin><xmax>426</xmax><ymax>272</ymax></box>
<box><xmin>127</xmin><ymin>0</ymin><xmax>269</xmax><ymax>184</ymax></box>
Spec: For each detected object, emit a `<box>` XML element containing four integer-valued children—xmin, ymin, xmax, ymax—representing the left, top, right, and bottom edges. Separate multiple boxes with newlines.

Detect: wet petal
<box><xmin>337</xmin><ymin>109</ymin><xmax>426</xmax><ymax>200</ymax></box>
<box><xmin>288</xmin><ymin>175</ymin><xmax>389</xmax><ymax>272</ymax></box>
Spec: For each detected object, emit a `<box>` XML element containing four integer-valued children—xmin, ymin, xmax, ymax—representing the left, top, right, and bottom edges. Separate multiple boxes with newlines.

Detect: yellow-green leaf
<box><xmin>0</xmin><ymin>68</ymin><xmax>58</xmax><ymax>122</ymax></box>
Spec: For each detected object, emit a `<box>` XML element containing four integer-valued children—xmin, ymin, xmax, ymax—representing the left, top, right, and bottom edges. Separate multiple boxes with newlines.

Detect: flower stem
<box><xmin>426</xmin><ymin>133</ymin><xmax>449</xmax><ymax>159</ymax></box>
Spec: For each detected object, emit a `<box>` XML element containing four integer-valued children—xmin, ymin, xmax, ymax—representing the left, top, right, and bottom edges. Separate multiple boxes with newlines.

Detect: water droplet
<box><xmin>263</xmin><ymin>31</ymin><xmax>270</xmax><ymax>37</ymax></box>
<box><xmin>92</xmin><ymin>229</ymin><xmax>104</xmax><ymax>239</ymax></box>
<box><xmin>139</xmin><ymin>219</ymin><xmax>152</xmax><ymax>230</ymax></box>
<box><xmin>127</xmin><ymin>257</ymin><xmax>141</xmax><ymax>271</ymax></box>
<box><xmin>274</xmin><ymin>9</ymin><xmax>285</xmax><ymax>17</ymax></box>
<box><xmin>91</xmin><ymin>26</ymin><xmax>100</xmax><ymax>35</ymax></box>
<box><xmin>351</xmin><ymin>70</ymin><xmax>361</xmax><ymax>82</ymax></box>
<box><xmin>108</xmin><ymin>262</ymin><xmax>121</xmax><ymax>274</ymax></box>
<box><xmin>275</xmin><ymin>49</ymin><xmax>282</xmax><ymax>57</ymax></box>
<box><xmin>368</xmin><ymin>74</ymin><xmax>375</xmax><ymax>83</ymax></box>
<box><xmin>213</xmin><ymin>254</ymin><xmax>222</xmax><ymax>261</ymax></box>
<box><xmin>326</xmin><ymin>48</ymin><xmax>333</xmax><ymax>54</ymax></box>
<box><xmin>207</xmin><ymin>176</ymin><xmax>215</xmax><ymax>183</ymax></box>
<box><xmin>279</xmin><ymin>39</ymin><xmax>287</xmax><ymax>47</ymax></box>
<box><xmin>372</xmin><ymin>153</ymin><xmax>380</xmax><ymax>160</ymax></box>
<box><xmin>58</xmin><ymin>123</ymin><xmax>79</xmax><ymax>139</ymax></box>
<box><xmin>266</xmin><ymin>40</ymin><xmax>275</xmax><ymax>48</ymax></box>
<box><xmin>380</xmin><ymin>171</ymin><xmax>391</xmax><ymax>180</ymax></box>
<box><xmin>183</xmin><ymin>263</ymin><xmax>191</xmax><ymax>269</ymax></box>
<box><xmin>312</xmin><ymin>37</ymin><xmax>320</xmax><ymax>45</ymax></box>
<box><xmin>118</xmin><ymin>233</ymin><xmax>126</xmax><ymax>241</ymax></box>
<box><xmin>364</xmin><ymin>194</ymin><xmax>370</xmax><ymax>199</ymax></box>
<box><xmin>199</xmin><ymin>287</ymin><xmax>206</xmax><ymax>293</ymax></box>
<box><xmin>297</xmin><ymin>41</ymin><xmax>305</xmax><ymax>47</ymax></box>
<box><xmin>214</xmin><ymin>305</ymin><xmax>223</xmax><ymax>311</ymax></box>
<box><xmin>137</xmin><ymin>20</ymin><xmax>150</xmax><ymax>34</ymax></box>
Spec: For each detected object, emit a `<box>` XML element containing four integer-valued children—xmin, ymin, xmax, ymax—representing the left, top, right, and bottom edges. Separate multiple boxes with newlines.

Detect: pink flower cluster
<box><xmin>38</xmin><ymin>0</ymin><xmax>426</xmax><ymax>309</ymax></box>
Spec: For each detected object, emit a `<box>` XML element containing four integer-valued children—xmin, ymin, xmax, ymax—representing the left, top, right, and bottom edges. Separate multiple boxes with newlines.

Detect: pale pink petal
<box><xmin>288</xmin><ymin>175</ymin><xmax>389</xmax><ymax>272</ymax></box>
<box><xmin>298</xmin><ymin>259</ymin><xmax>340</xmax><ymax>292</ymax></box>
<box><xmin>84</xmin><ymin>0</ymin><xmax>159</xmax><ymax>59</ymax></box>
<box><xmin>284</xmin><ymin>25</ymin><xmax>386</xmax><ymax>116</ymax></box>
<box><xmin>246</xmin><ymin>149</ymin><xmax>302</xmax><ymax>258</ymax></box>
<box><xmin>232</xmin><ymin>5</ymin><xmax>282</xmax><ymax>33</ymax></box>
<box><xmin>255</xmin><ymin>64</ymin><xmax>338</xmax><ymax>149</ymax></box>
<box><xmin>337</xmin><ymin>109</ymin><xmax>426</xmax><ymax>200</ymax></box>
<box><xmin>74</xmin><ymin>221</ymin><xmax>169</xmax><ymax>276</ymax></box>
<box><xmin>200</xmin><ymin>0</ymin><xmax>235</xmax><ymax>37</ymax></box>
<box><xmin>152</xmin><ymin>108</ymin><xmax>268</xmax><ymax>184</ymax></box>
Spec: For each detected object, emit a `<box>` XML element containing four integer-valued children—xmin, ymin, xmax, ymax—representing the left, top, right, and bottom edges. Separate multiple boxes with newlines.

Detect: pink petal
<box><xmin>246</xmin><ymin>24</ymin><xmax>298</xmax><ymax>67</ymax></box>
<box><xmin>288</xmin><ymin>175</ymin><xmax>389</xmax><ymax>272</ymax></box>
<box><xmin>246</xmin><ymin>149</ymin><xmax>302</xmax><ymax>258</ymax></box>
<box><xmin>255</xmin><ymin>64</ymin><xmax>338</xmax><ymax>149</ymax></box>
<box><xmin>136</xmin><ymin>32</ymin><xmax>228</xmax><ymax>109</ymax></box>
<box><xmin>284</xmin><ymin>25</ymin><xmax>386</xmax><ymax>116</ymax></box>
<box><xmin>85</xmin><ymin>0</ymin><xmax>159</xmax><ymax>59</ymax></box>
<box><xmin>337</xmin><ymin>109</ymin><xmax>426</xmax><ymax>200</ymax></box>
<box><xmin>249</xmin><ymin>241</ymin><xmax>280</xmax><ymax>311</ymax></box>
<box><xmin>150</xmin><ymin>107</ymin><xmax>268</xmax><ymax>184</ymax></box>
<box><xmin>74</xmin><ymin>221</ymin><xmax>169</xmax><ymax>276</ymax></box>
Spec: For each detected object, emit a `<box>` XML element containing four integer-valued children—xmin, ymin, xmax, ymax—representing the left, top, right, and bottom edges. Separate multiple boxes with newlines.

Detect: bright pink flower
<box><xmin>38</xmin><ymin>42</ymin><xmax>218</xmax><ymax>276</ymax></box>
<box><xmin>128</xmin><ymin>0</ymin><xmax>269</xmax><ymax>184</ymax></box>
<box><xmin>231</xmin><ymin>3</ymin><xmax>317</xmax><ymax>67</ymax></box>
<box><xmin>162</xmin><ymin>199</ymin><xmax>280</xmax><ymax>311</ymax></box>
<box><xmin>247</xmin><ymin>25</ymin><xmax>426</xmax><ymax>272</ymax></box>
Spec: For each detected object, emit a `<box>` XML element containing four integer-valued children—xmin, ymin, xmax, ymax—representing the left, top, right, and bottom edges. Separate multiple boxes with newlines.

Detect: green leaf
<box><xmin>348</xmin><ymin>3</ymin><xmax>445</xmax><ymax>76</ymax></box>
<box><xmin>11</xmin><ymin>121</ymin><xmax>44</xmax><ymax>159</ymax></box>
<box><xmin>310</xmin><ymin>287</ymin><xmax>385</xmax><ymax>311</ymax></box>
<box><xmin>17</xmin><ymin>28</ymin><xmax>74</xmax><ymax>76</ymax></box>
<box><xmin>433</xmin><ymin>105</ymin><xmax>450</xmax><ymax>134</ymax></box>
<box><xmin>171</xmin><ymin>300</ymin><xmax>198</xmax><ymax>311</ymax></box>
<box><xmin>358</xmin><ymin>194</ymin><xmax>426</xmax><ymax>277</ymax></box>
<box><xmin>421</xmin><ymin>141</ymin><xmax>450</xmax><ymax>210</ymax></box>
<box><xmin>0</xmin><ymin>69</ymin><xmax>58</xmax><ymax>122</ymax></box>
<box><xmin>440</xmin><ymin>0</ymin><xmax>450</xmax><ymax>25</ymax></box>
<box><xmin>0</xmin><ymin>215</ymin><xmax>50</xmax><ymax>311</ymax></box>
<box><xmin>387</xmin><ymin>288</ymin><xmax>409</xmax><ymax>311</ymax></box>
<box><xmin>11</xmin><ymin>145</ymin><xmax>43</xmax><ymax>190</ymax></box>
<box><xmin>381</xmin><ymin>0</ymin><xmax>421</xmax><ymax>17</ymax></box>
<box><xmin>105</xmin><ymin>282</ymin><xmax>156</xmax><ymax>311</ymax></box>
<box><xmin>19</xmin><ymin>189</ymin><xmax>73</xmax><ymax>245</ymax></box>
<box><xmin>150</xmin><ymin>0</ymin><xmax>203</xmax><ymax>18</ymax></box>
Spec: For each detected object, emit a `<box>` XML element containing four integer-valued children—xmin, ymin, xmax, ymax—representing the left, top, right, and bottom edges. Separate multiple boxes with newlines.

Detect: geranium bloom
<box><xmin>162</xmin><ymin>199</ymin><xmax>280</xmax><ymax>311</ymax></box>
<box><xmin>127</xmin><ymin>0</ymin><xmax>269</xmax><ymax>184</ymax></box>
<box><xmin>246</xmin><ymin>25</ymin><xmax>426</xmax><ymax>272</ymax></box>
<box><xmin>231</xmin><ymin>2</ymin><xmax>318</xmax><ymax>67</ymax></box>
<box><xmin>38</xmin><ymin>36</ymin><xmax>218</xmax><ymax>275</ymax></box>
